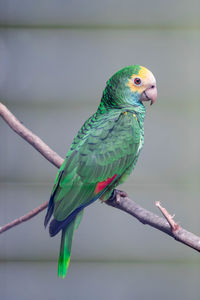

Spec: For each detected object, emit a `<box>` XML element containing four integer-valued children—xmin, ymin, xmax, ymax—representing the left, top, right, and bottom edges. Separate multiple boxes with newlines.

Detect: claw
<box><xmin>117</xmin><ymin>190</ymin><xmax>128</xmax><ymax>198</ymax></box>
<box><xmin>107</xmin><ymin>189</ymin><xmax>128</xmax><ymax>205</ymax></box>
<box><xmin>107</xmin><ymin>189</ymin><xmax>117</xmax><ymax>203</ymax></box>
<box><xmin>116</xmin><ymin>193</ymin><xmax>121</xmax><ymax>204</ymax></box>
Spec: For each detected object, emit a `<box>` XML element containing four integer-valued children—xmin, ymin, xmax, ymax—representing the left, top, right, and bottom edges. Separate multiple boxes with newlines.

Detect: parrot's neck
<box><xmin>97</xmin><ymin>101</ymin><xmax>145</xmax><ymax>149</ymax></box>
<box><xmin>97</xmin><ymin>99</ymin><xmax>146</xmax><ymax>122</ymax></box>
<box><xmin>131</xmin><ymin>104</ymin><xmax>146</xmax><ymax>126</ymax></box>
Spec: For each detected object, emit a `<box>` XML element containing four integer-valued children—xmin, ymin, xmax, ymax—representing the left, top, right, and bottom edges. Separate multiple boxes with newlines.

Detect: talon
<box><xmin>116</xmin><ymin>193</ymin><xmax>121</xmax><ymax>204</ymax></box>
<box><xmin>107</xmin><ymin>189</ymin><xmax>128</xmax><ymax>205</ymax></box>
<box><xmin>107</xmin><ymin>189</ymin><xmax>117</xmax><ymax>203</ymax></box>
<box><xmin>118</xmin><ymin>190</ymin><xmax>128</xmax><ymax>198</ymax></box>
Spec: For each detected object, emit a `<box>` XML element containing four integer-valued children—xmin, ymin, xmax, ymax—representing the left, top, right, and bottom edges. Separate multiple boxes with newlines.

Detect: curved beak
<box><xmin>140</xmin><ymin>85</ymin><xmax>157</xmax><ymax>105</ymax></box>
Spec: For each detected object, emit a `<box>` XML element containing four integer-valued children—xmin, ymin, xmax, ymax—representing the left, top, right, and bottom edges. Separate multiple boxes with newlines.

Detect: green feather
<box><xmin>58</xmin><ymin>218</ymin><xmax>76</xmax><ymax>278</ymax></box>
<box><xmin>74</xmin><ymin>210</ymin><xmax>84</xmax><ymax>229</ymax></box>
<box><xmin>58</xmin><ymin>211</ymin><xmax>84</xmax><ymax>278</ymax></box>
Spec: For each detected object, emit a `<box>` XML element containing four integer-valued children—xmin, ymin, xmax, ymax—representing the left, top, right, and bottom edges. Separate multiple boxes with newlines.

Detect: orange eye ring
<box><xmin>133</xmin><ymin>77</ymin><xmax>142</xmax><ymax>86</ymax></box>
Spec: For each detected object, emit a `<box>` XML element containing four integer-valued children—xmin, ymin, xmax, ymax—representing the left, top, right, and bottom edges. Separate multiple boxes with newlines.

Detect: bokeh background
<box><xmin>0</xmin><ymin>1</ymin><xmax>200</xmax><ymax>299</ymax></box>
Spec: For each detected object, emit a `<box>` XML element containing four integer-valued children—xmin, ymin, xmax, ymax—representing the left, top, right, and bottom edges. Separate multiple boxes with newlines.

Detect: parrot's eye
<box><xmin>133</xmin><ymin>77</ymin><xmax>142</xmax><ymax>86</ymax></box>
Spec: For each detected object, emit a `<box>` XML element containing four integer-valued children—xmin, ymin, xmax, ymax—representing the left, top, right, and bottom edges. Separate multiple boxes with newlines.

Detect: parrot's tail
<box><xmin>58</xmin><ymin>221</ymin><xmax>75</xmax><ymax>278</ymax></box>
<box><xmin>58</xmin><ymin>210</ymin><xmax>83</xmax><ymax>278</ymax></box>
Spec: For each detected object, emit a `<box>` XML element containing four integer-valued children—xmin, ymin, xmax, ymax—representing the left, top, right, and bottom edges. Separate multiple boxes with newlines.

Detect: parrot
<box><xmin>44</xmin><ymin>65</ymin><xmax>157</xmax><ymax>278</ymax></box>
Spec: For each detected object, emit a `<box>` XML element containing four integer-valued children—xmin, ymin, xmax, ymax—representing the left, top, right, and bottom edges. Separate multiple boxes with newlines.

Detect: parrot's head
<box><xmin>102</xmin><ymin>65</ymin><xmax>157</xmax><ymax>109</ymax></box>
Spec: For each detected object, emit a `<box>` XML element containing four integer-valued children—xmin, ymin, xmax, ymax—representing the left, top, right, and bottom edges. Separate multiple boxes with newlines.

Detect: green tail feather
<box><xmin>58</xmin><ymin>211</ymin><xmax>84</xmax><ymax>278</ymax></box>
<box><xmin>74</xmin><ymin>210</ymin><xmax>84</xmax><ymax>230</ymax></box>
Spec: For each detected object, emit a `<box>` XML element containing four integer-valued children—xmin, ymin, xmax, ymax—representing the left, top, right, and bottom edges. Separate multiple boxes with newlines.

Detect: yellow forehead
<box><xmin>127</xmin><ymin>66</ymin><xmax>156</xmax><ymax>93</ymax></box>
<box><xmin>137</xmin><ymin>66</ymin><xmax>153</xmax><ymax>80</ymax></box>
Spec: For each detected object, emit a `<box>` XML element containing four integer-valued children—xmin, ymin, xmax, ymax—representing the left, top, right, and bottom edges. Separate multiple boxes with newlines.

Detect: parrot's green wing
<box><xmin>45</xmin><ymin>110</ymin><xmax>141</xmax><ymax>277</ymax></box>
<box><xmin>50</xmin><ymin>110</ymin><xmax>141</xmax><ymax>226</ymax></box>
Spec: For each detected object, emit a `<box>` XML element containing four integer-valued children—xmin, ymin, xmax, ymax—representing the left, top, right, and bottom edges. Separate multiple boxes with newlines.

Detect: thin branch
<box><xmin>155</xmin><ymin>201</ymin><xmax>180</xmax><ymax>231</ymax></box>
<box><xmin>1</xmin><ymin>102</ymin><xmax>200</xmax><ymax>253</ymax></box>
<box><xmin>0</xmin><ymin>102</ymin><xmax>64</xmax><ymax>168</ymax></box>
<box><xmin>0</xmin><ymin>201</ymin><xmax>48</xmax><ymax>234</ymax></box>
<box><xmin>106</xmin><ymin>191</ymin><xmax>200</xmax><ymax>252</ymax></box>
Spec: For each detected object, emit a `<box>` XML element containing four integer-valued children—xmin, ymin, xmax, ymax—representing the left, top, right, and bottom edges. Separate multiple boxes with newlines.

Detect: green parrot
<box><xmin>44</xmin><ymin>65</ymin><xmax>157</xmax><ymax>277</ymax></box>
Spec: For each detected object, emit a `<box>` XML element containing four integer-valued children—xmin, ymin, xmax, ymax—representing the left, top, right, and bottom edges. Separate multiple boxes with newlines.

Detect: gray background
<box><xmin>0</xmin><ymin>1</ymin><xmax>200</xmax><ymax>299</ymax></box>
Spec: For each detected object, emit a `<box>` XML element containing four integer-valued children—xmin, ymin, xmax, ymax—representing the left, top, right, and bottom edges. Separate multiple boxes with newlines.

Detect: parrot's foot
<box><xmin>106</xmin><ymin>189</ymin><xmax>128</xmax><ymax>205</ymax></box>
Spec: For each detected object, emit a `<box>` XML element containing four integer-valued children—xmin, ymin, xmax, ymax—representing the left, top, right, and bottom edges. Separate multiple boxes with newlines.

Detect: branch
<box><xmin>1</xmin><ymin>102</ymin><xmax>200</xmax><ymax>253</ymax></box>
<box><xmin>106</xmin><ymin>190</ymin><xmax>200</xmax><ymax>252</ymax></box>
<box><xmin>0</xmin><ymin>103</ymin><xmax>63</xmax><ymax>168</ymax></box>
<box><xmin>0</xmin><ymin>201</ymin><xmax>48</xmax><ymax>233</ymax></box>
<box><xmin>0</xmin><ymin>101</ymin><xmax>64</xmax><ymax>233</ymax></box>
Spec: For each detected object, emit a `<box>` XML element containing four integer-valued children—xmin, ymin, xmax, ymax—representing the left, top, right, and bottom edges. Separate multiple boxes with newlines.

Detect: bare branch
<box><xmin>155</xmin><ymin>201</ymin><xmax>180</xmax><ymax>231</ymax></box>
<box><xmin>0</xmin><ymin>102</ymin><xmax>64</xmax><ymax>168</ymax></box>
<box><xmin>107</xmin><ymin>190</ymin><xmax>200</xmax><ymax>252</ymax></box>
<box><xmin>0</xmin><ymin>201</ymin><xmax>48</xmax><ymax>234</ymax></box>
<box><xmin>1</xmin><ymin>102</ymin><xmax>200</xmax><ymax>253</ymax></box>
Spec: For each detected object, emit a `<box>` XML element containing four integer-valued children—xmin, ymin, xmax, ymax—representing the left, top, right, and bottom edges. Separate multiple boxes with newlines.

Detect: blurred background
<box><xmin>0</xmin><ymin>1</ymin><xmax>200</xmax><ymax>299</ymax></box>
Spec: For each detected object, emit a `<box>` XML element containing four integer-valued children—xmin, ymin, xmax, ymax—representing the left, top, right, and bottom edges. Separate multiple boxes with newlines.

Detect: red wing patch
<box><xmin>95</xmin><ymin>174</ymin><xmax>117</xmax><ymax>195</ymax></box>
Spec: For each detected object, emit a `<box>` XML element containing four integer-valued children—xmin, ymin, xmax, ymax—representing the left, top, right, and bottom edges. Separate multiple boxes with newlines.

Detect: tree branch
<box><xmin>0</xmin><ymin>103</ymin><xmax>63</xmax><ymax>168</ymax></box>
<box><xmin>1</xmin><ymin>102</ymin><xmax>200</xmax><ymax>253</ymax></box>
<box><xmin>0</xmin><ymin>201</ymin><xmax>48</xmax><ymax>234</ymax></box>
<box><xmin>107</xmin><ymin>191</ymin><xmax>200</xmax><ymax>252</ymax></box>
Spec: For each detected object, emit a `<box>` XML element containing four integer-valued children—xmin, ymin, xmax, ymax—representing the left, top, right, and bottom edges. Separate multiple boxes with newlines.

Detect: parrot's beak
<box><xmin>140</xmin><ymin>85</ymin><xmax>157</xmax><ymax>105</ymax></box>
